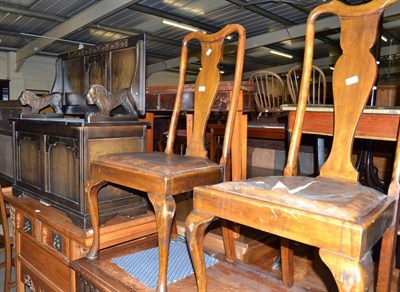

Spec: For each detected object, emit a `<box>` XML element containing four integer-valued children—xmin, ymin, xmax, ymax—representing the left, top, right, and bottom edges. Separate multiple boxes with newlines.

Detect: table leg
<box><xmin>355</xmin><ymin>140</ymin><xmax>386</xmax><ymax>192</ymax></box>
<box><xmin>210</xmin><ymin>128</ymin><xmax>215</xmax><ymax>162</ymax></box>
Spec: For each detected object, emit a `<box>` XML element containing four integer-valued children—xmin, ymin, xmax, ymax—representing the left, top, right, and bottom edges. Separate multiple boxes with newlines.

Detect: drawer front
<box><xmin>21</xmin><ymin>261</ymin><xmax>64</xmax><ymax>292</ymax></box>
<box><xmin>19</xmin><ymin>232</ymin><xmax>71</xmax><ymax>290</ymax></box>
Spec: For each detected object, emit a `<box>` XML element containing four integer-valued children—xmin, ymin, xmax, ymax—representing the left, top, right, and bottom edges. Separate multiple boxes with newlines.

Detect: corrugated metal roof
<box><xmin>0</xmin><ymin>0</ymin><xmax>398</xmax><ymax>79</ymax></box>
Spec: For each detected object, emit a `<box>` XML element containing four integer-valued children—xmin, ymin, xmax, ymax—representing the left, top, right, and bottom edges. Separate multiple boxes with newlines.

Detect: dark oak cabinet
<box><xmin>12</xmin><ymin>118</ymin><xmax>149</xmax><ymax>229</ymax></box>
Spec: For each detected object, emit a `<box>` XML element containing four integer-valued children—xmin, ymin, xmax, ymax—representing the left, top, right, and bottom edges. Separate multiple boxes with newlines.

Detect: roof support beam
<box><xmin>0</xmin><ymin>3</ymin><xmax>66</xmax><ymax>22</ymax></box>
<box><xmin>226</xmin><ymin>0</ymin><xmax>294</xmax><ymax>25</ymax></box>
<box><xmin>148</xmin><ymin>2</ymin><xmax>399</xmax><ymax>74</ymax></box>
<box><xmin>15</xmin><ymin>0</ymin><xmax>141</xmax><ymax>71</ymax></box>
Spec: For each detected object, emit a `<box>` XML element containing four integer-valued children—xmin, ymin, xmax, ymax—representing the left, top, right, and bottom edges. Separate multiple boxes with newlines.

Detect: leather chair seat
<box><xmin>202</xmin><ymin>176</ymin><xmax>389</xmax><ymax>222</ymax></box>
<box><xmin>93</xmin><ymin>152</ymin><xmax>223</xmax><ymax>195</ymax></box>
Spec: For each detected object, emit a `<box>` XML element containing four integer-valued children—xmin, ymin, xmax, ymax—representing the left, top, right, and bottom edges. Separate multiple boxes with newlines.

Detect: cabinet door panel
<box><xmin>47</xmin><ymin>138</ymin><xmax>80</xmax><ymax>202</ymax></box>
<box><xmin>17</xmin><ymin>133</ymin><xmax>41</xmax><ymax>188</ymax></box>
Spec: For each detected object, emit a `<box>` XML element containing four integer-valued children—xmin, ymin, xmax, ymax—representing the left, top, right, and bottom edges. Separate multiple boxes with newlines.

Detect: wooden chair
<box><xmin>287</xmin><ymin>64</ymin><xmax>328</xmax><ymax>173</ymax></box>
<box><xmin>86</xmin><ymin>24</ymin><xmax>246</xmax><ymax>291</ymax></box>
<box><xmin>250</xmin><ymin>70</ymin><xmax>286</xmax><ymax>116</ymax></box>
<box><xmin>186</xmin><ymin>0</ymin><xmax>397</xmax><ymax>291</ymax></box>
<box><xmin>287</xmin><ymin>64</ymin><xmax>327</xmax><ymax>105</ymax></box>
<box><xmin>0</xmin><ymin>187</ymin><xmax>15</xmax><ymax>291</ymax></box>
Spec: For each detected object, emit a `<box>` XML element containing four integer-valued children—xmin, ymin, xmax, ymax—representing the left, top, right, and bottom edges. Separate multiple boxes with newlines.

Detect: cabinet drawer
<box><xmin>19</xmin><ymin>232</ymin><xmax>71</xmax><ymax>290</ymax></box>
<box><xmin>21</xmin><ymin>261</ymin><xmax>64</xmax><ymax>292</ymax></box>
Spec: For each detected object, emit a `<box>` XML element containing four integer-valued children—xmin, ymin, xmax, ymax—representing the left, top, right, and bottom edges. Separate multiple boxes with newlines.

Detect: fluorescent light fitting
<box><xmin>270</xmin><ymin>49</ymin><xmax>293</xmax><ymax>59</ymax></box>
<box><xmin>329</xmin><ymin>66</ymin><xmax>334</xmax><ymax>70</ymax></box>
<box><xmin>20</xmin><ymin>32</ymin><xmax>94</xmax><ymax>46</ymax></box>
<box><xmin>220</xmin><ymin>70</ymin><xmax>225</xmax><ymax>74</ymax></box>
<box><xmin>381</xmin><ymin>35</ymin><xmax>388</xmax><ymax>42</ymax></box>
<box><xmin>162</xmin><ymin>19</ymin><xmax>200</xmax><ymax>32</ymax></box>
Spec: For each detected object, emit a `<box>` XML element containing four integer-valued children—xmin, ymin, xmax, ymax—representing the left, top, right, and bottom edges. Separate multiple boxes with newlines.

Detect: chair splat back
<box><xmin>165</xmin><ymin>25</ymin><xmax>246</xmax><ymax>162</ymax></box>
<box><xmin>285</xmin><ymin>0</ymin><xmax>394</xmax><ymax>182</ymax></box>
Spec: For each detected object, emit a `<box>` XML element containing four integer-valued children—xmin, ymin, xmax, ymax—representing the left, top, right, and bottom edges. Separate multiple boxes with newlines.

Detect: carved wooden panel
<box><xmin>53</xmin><ymin>35</ymin><xmax>146</xmax><ymax>116</ymax></box>
<box><xmin>111</xmin><ymin>48</ymin><xmax>136</xmax><ymax>94</ymax></box>
<box><xmin>64</xmin><ymin>58</ymin><xmax>85</xmax><ymax>106</ymax></box>
<box><xmin>17</xmin><ymin>134</ymin><xmax>41</xmax><ymax>188</ymax></box>
<box><xmin>47</xmin><ymin>138</ymin><xmax>80</xmax><ymax>201</ymax></box>
<box><xmin>86</xmin><ymin>54</ymin><xmax>106</xmax><ymax>92</ymax></box>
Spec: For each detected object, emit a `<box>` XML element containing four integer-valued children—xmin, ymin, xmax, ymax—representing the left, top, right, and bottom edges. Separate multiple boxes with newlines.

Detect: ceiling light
<box><xmin>270</xmin><ymin>49</ymin><xmax>293</xmax><ymax>59</ymax></box>
<box><xmin>162</xmin><ymin>19</ymin><xmax>201</xmax><ymax>32</ymax></box>
<box><xmin>330</xmin><ymin>66</ymin><xmax>334</xmax><ymax>70</ymax></box>
<box><xmin>220</xmin><ymin>70</ymin><xmax>225</xmax><ymax>74</ymax></box>
<box><xmin>381</xmin><ymin>35</ymin><xmax>388</xmax><ymax>42</ymax></box>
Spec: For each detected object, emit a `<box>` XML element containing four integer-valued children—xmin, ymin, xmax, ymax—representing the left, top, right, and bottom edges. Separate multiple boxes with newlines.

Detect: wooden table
<box><xmin>3</xmin><ymin>188</ymin><xmax>156</xmax><ymax>291</ymax></box>
<box><xmin>284</xmin><ymin>104</ymin><xmax>400</xmax><ymax>189</ymax></box>
<box><xmin>208</xmin><ymin>115</ymin><xmax>286</xmax><ymax>162</ymax></box>
<box><xmin>284</xmin><ymin>105</ymin><xmax>400</xmax><ymax>141</ymax></box>
<box><xmin>145</xmin><ymin>81</ymin><xmax>255</xmax><ymax>180</ymax></box>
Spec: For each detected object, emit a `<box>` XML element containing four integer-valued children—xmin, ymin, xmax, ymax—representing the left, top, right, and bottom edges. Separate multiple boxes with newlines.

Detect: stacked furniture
<box><xmin>12</xmin><ymin>35</ymin><xmax>148</xmax><ymax>229</ymax></box>
<box><xmin>5</xmin><ymin>35</ymin><xmax>159</xmax><ymax>291</ymax></box>
<box><xmin>186</xmin><ymin>0</ymin><xmax>398</xmax><ymax>291</ymax></box>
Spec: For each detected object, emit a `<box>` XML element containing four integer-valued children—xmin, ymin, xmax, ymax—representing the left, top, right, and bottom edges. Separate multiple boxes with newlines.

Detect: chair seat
<box><xmin>93</xmin><ymin>152</ymin><xmax>223</xmax><ymax>195</ymax></box>
<box><xmin>206</xmin><ymin>176</ymin><xmax>388</xmax><ymax>222</ymax></box>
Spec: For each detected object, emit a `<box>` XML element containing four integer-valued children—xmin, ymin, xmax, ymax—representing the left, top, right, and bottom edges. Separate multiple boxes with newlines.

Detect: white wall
<box><xmin>146</xmin><ymin>71</ymin><xmax>180</xmax><ymax>87</ymax></box>
<box><xmin>0</xmin><ymin>52</ymin><xmax>57</xmax><ymax>100</ymax></box>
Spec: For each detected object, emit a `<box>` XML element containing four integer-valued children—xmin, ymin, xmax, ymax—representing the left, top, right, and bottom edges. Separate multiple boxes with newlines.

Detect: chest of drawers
<box><xmin>4</xmin><ymin>190</ymin><xmax>156</xmax><ymax>291</ymax></box>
